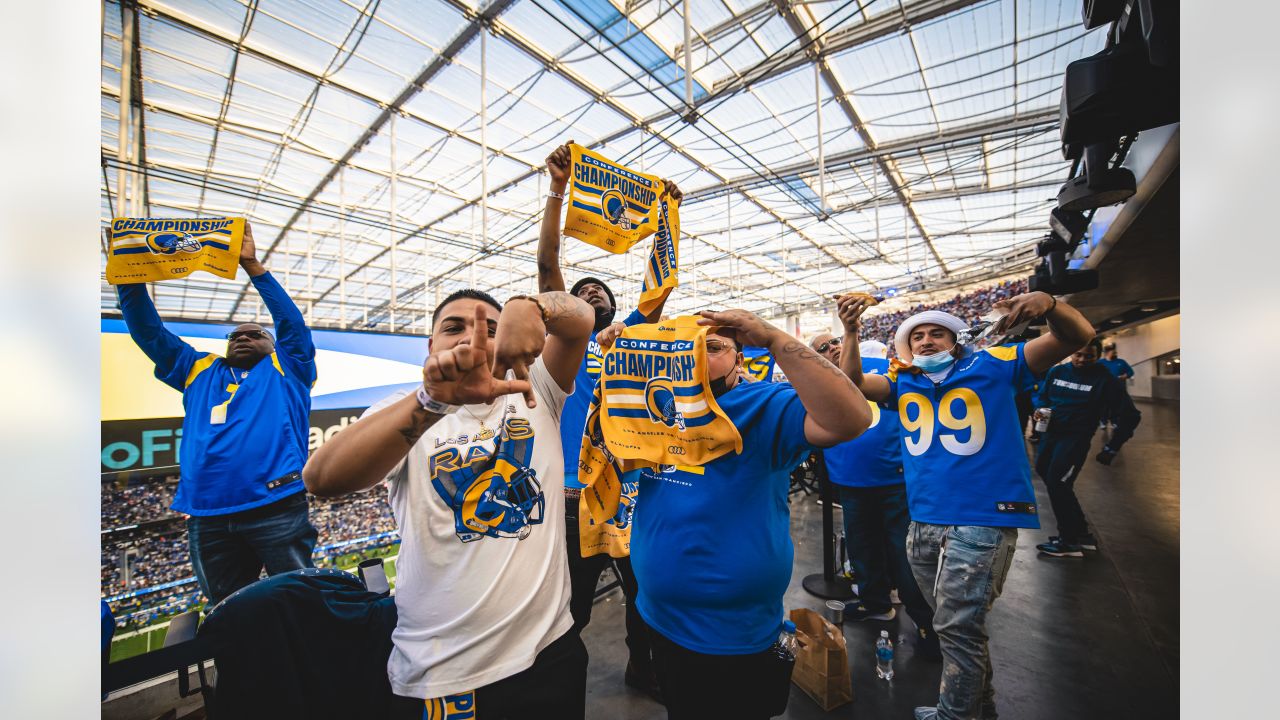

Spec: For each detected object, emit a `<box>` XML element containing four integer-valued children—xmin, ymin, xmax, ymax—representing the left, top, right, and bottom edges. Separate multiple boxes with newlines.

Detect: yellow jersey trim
<box><xmin>185</xmin><ymin>353</ymin><xmax>220</xmax><ymax>389</ymax></box>
<box><xmin>982</xmin><ymin>345</ymin><xmax>1019</xmax><ymax>361</ymax></box>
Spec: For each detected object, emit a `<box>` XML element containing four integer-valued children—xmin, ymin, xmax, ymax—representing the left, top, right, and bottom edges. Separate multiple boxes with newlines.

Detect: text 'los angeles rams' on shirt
<box><xmin>366</xmin><ymin>359</ymin><xmax>573</xmax><ymax>700</ymax></box>
<box><xmin>887</xmin><ymin>344</ymin><xmax>1042</xmax><ymax>529</ymax></box>
<box><xmin>560</xmin><ymin>309</ymin><xmax>646</xmax><ymax>486</ymax></box>
<box><xmin>823</xmin><ymin>357</ymin><xmax>903</xmax><ymax>488</ymax></box>
<box><xmin>632</xmin><ymin>380</ymin><xmax>813</xmax><ymax>655</ymax></box>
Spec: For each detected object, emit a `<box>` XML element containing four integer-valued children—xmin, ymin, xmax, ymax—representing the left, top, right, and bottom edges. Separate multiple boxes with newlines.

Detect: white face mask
<box><xmin>911</xmin><ymin>348</ymin><xmax>956</xmax><ymax>373</ymax></box>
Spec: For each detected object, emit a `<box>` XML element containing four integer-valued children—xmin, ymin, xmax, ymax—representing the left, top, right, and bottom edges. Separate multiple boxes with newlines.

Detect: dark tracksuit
<box><xmin>1034</xmin><ymin>362</ymin><xmax>1141</xmax><ymax>541</ymax></box>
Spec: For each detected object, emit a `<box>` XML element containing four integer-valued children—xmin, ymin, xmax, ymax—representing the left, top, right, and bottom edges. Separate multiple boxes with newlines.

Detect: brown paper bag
<box><xmin>789</xmin><ymin>608</ymin><xmax>854</xmax><ymax>711</ymax></box>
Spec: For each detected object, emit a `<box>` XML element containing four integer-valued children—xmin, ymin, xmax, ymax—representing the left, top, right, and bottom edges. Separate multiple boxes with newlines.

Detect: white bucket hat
<box><xmin>858</xmin><ymin>340</ymin><xmax>888</xmax><ymax>359</ymax></box>
<box><xmin>893</xmin><ymin>310</ymin><xmax>968</xmax><ymax>362</ymax></box>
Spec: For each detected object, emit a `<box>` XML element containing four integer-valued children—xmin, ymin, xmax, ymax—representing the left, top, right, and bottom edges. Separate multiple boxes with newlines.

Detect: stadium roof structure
<box><xmin>101</xmin><ymin>0</ymin><xmax>1106</xmax><ymax>332</ymax></box>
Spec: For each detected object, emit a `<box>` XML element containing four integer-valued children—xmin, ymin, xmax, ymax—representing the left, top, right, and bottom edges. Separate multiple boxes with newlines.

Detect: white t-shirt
<box><xmin>362</xmin><ymin>358</ymin><xmax>573</xmax><ymax>699</ymax></box>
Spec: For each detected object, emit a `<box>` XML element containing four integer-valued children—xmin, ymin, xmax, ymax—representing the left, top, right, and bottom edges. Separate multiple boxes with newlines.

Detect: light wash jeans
<box><xmin>907</xmin><ymin>522</ymin><xmax>1018</xmax><ymax>720</ymax></box>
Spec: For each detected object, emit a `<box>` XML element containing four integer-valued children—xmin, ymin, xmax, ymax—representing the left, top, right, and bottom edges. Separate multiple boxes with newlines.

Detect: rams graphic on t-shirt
<box><xmin>428</xmin><ymin>411</ymin><xmax>545</xmax><ymax>543</ymax></box>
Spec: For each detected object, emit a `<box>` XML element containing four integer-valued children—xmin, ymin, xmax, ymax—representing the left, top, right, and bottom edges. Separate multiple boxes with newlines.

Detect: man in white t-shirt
<box><xmin>304</xmin><ymin>287</ymin><xmax>594</xmax><ymax>719</ymax></box>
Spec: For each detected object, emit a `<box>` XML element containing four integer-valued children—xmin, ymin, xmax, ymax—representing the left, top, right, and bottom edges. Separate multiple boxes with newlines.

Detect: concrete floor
<box><xmin>581</xmin><ymin>400</ymin><xmax>1179</xmax><ymax>719</ymax></box>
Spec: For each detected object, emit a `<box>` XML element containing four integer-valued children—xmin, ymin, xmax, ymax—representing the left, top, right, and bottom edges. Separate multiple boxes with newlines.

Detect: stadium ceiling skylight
<box><xmin>101</xmin><ymin>0</ymin><xmax>1105</xmax><ymax>331</ymax></box>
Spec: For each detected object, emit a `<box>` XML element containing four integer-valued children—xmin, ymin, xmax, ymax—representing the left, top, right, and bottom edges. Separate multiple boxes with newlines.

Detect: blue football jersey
<box><xmin>886</xmin><ymin>344</ymin><xmax>1042</xmax><ymax>528</ymax></box>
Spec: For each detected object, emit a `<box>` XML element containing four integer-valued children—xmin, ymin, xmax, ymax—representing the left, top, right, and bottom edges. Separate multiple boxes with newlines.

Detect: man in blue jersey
<box><xmin>537</xmin><ymin>140</ymin><xmax>681</xmax><ymax>700</ymax></box>
<box><xmin>838</xmin><ymin>290</ymin><xmax>1094</xmax><ymax>720</ymax></box>
<box><xmin>598</xmin><ymin>309</ymin><xmax>872</xmax><ymax>719</ymax></box>
<box><xmin>813</xmin><ymin>332</ymin><xmax>939</xmax><ymax>657</ymax></box>
<box><xmin>1032</xmin><ymin>339</ymin><xmax>1142</xmax><ymax>557</ymax></box>
<box><xmin>116</xmin><ymin>223</ymin><xmax>318</xmax><ymax>606</ymax></box>
<box><xmin>1098</xmin><ymin>342</ymin><xmax>1136</xmax><ymax>429</ymax></box>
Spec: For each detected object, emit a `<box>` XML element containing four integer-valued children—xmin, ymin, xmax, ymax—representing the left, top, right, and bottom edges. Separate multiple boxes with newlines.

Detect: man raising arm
<box><xmin>536</xmin><ymin>139</ymin><xmax>683</xmax><ymax>699</ymax></box>
<box><xmin>116</xmin><ymin>222</ymin><xmax>319</xmax><ymax>606</ymax></box>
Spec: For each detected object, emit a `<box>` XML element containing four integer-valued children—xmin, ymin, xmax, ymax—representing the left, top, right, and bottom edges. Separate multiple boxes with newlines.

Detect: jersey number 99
<box><xmin>898</xmin><ymin>388</ymin><xmax>986</xmax><ymax>457</ymax></box>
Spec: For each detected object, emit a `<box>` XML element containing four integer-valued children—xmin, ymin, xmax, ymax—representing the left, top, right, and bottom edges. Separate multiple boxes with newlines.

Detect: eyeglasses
<box><xmin>704</xmin><ymin>340</ymin><xmax>736</xmax><ymax>355</ymax></box>
<box><xmin>816</xmin><ymin>337</ymin><xmax>842</xmax><ymax>354</ymax></box>
<box><xmin>226</xmin><ymin>330</ymin><xmax>271</xmax><ymax>341</ymax></box>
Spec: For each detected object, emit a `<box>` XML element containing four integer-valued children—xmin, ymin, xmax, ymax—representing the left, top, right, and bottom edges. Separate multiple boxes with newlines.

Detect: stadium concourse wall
<box><xmin>101</xmin><ymin>318</ymin><xmax>431</xmax><ymax>476</ymax></box>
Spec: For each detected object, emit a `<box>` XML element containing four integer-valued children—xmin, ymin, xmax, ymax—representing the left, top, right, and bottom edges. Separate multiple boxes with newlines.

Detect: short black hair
<box><xmin>431</xmin><ymin>289</ymin><xmax>503</xmax><ymax>329</ymax></box>
<box><xmin>1087</xmin><ymin>337</ymin><xmax>1104</xmax><ymax>355</ymax></box>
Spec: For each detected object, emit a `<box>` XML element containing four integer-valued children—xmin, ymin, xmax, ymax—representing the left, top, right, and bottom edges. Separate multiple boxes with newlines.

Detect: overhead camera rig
<box><xmin>1029</xmin><ymin>0</ymin><xmax>1178</xmax><ymax>296</ymax></box>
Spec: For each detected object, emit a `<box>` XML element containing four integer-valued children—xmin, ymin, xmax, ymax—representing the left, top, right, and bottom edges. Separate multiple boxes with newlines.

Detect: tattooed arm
<box><xmin>496</xmin><ymin>291</ymin><xmax>593</xmax><ymax>397</ymax></box>
<box><xmin>698</xmin><ymin>309</ymin><xmax>872</xmax><ymax>448</ymax></box>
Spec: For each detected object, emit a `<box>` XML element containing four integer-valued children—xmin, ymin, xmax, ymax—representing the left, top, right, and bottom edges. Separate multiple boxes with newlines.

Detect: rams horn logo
<box><xmin>600</xmin><ymin>188</ymin><xmax>631</xmax><ymax>229</ymax></box>
<box><xmin>145</xmin><ymin>231</ymin><xmax>202</xmax><ymax>255</ymax></box>
<box><xmin>644</xmin><ymin>375</ymin><xmax>686</xmax><ymax>431</ymax></box>
<box><xmin>433</xmin><ymin>423</ymin><xmax>545</xmax><ymax>543</ymax></box>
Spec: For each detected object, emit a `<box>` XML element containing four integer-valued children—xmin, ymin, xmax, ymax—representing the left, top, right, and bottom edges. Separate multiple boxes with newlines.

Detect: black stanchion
<box><xmin>801</xmin><ymin>452</ymin><xmax>855</xmax><ymax>600</ymax></box>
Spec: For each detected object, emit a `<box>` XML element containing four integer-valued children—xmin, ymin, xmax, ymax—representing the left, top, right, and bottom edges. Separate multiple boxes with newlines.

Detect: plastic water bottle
<box><xmin>875</xmin><ymin>630</ymin><xmax>894</xmax><ymax>680</ymax></box>
<box><xmin>774</xmin><ymin>620</ymin><xmax>798</xmax><ymax>661</ymax></box>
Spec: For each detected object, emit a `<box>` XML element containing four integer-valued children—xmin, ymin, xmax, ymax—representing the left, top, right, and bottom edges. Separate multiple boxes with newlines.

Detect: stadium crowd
<box><xmin>101</xmin><ymin>483</ymin><xmax>399</xmax><ymax>627</ymax></box>
<box><xmin>100</xmin><ymin>478</ymin><xmax>179</xmax><ymax>530</ymax></box>
<box><xmin>859</xmin><ymin>278</ymin><xmax>1028</xmax><ymax>352</ymax></box>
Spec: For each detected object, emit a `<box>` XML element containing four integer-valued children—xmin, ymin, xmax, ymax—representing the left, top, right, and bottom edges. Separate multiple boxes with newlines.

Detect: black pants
<box><xmin>836</xmin><ymin>484</ymin><xmax>936</xmax><ymax>635</ymax></box>
<box><xmin>1034</xmin><ymin>432</ymin><xmax>1094</xmax><ymax>541</ymax></box>
<box><xmin>565</xmin><ymin>503</ymin><xmax>654</xmax><ymax>674</ymax></box>
<box><xmin>387</xmin><ymin>630</ymin><xmax>587</xmax><ymax>720</ymax></box>
<box><xmin>648</xmin><ymin>627</ymin><xmax>793</xmax><ymax>720</ymax></box>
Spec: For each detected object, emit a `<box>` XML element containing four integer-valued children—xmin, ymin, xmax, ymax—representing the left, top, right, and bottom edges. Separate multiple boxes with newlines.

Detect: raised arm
<box><xmin>699</xmin><ymin>310</ymin><xmax>871</xmax><ymax>448</ymax></box>
<box><xmin>493</xmin><ymin>291</ymin><xmax>593</xmax><ymax>400</ymax></box>
<box><xmin>241</xmin><ymin>223</ymin><xmax>315</xmax><ymax>365</ymax></box>
<box><xmin>992</xmin><ymin>292</ymin><xmax>1095</xmax><ymax>375</ymax></box>
<box><xmin>536</xmin><ymin>142</ymin><xmax>573</xmax><ymax>294</ymax></box>
<box><xmin>304</xmin><ymin>304</ymin><xmax>531</xmax><ymax>497</ymax></box>
<box><xmin>834</xmin><ymin>294</ymin><xmax>892</xmax><ymax>402</ymax></box>
<box><xmin>116</xmin><ymin>283</ymin><xmax>201</xmax><ymax>392</ymax></box>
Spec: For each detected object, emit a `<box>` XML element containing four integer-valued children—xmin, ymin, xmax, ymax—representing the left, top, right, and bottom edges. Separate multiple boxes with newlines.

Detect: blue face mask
<box><xmin>912</xmin><ymin>348</ymin><xmax>956</xmax><ymax>373</ymax></box>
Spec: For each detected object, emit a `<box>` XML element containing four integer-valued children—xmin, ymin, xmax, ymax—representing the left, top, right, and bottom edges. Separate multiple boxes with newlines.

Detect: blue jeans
<box><xmin>907</xmin><ymin>522</ymin><xmax>1018</xmax><ymax>720</ymax></box>
<box><xmin>187</xmin><ymin>491</ymin><xmax>317</xmax><ymax>606</ymax></box>
<box><xmin>837</xmin><ymin>484</ymin><xmax>935</xmax><ymax>635</ymax></box>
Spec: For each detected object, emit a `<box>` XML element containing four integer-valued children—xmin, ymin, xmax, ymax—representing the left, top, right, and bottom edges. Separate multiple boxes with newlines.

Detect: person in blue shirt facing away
<box><xmin>838</xmin><ymin>290</ymin><xmax>1094</xmax><ymax>720</ymax></box>
<box><xmin>536</xmin><ymin>140</ymin><xmax>681</xmax><ymax>701</ymax></box>
<box><xmin>1031</xmin><ymin>338</ymin><xmax>1142</xmax><ymax>557</ymax></box>
<box><xmin>116</xmin><ymin>223</ymin><xmax>318</xmax><ymax>606</ymax></box>
<box><xmin>597</xmin><ymin>309</ymin><xmax>872</xmax><ymax>720</ymax></box>
<box><xmin>1097</xmin><ymin>342</ymin><xmax>1136</xmax><ymax>429</ymax></box>
<box><xmin>813</xmin><ymin>332</ymin><xmax>940</xmax><ymax>659</ymax></box>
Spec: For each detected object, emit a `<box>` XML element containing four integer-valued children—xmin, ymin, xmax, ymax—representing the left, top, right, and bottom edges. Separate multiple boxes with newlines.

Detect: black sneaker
<box><xmin>1078</xmin><ymin>533</ymin><xmax>1099</xmax><ymax>551</ymax></box>
<box><xmin>1095</xmin><ymin>448</ymin><xmax>1117</xmax><ymax>465</ymax></box>
<box><xmin>844</xmin><ymin>604</ymin><xmax>895</xmax><ymax>622</ymax></box>
<box><xmin>1037</xmin><ymin>538</ymin><xmax>1084</xmax><ymax>558</ymax></box>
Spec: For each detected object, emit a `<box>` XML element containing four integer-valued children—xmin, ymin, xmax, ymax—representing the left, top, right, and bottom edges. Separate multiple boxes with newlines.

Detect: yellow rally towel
<box><xmin>637</xmin><ymin>192</ymin><xmax>680</xmax><ymax>317</ymax></box>
<box><xmin>106</xmin><ymin>217</ymin><xmax>244</xmax><ymax>285</ymax></box>
<box><xmin>578</xmin><ymin>316</ymin><xmax>742</xmax><ymax>558</ymax></box>
<box><xmin>563</xmin><ymin>143</ymin><xmax>664</xmax><ymax>254</ymax></box>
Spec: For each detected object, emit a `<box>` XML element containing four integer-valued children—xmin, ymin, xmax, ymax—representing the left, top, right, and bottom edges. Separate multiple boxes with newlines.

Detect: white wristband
<box><xmin>547</xmin><ymin>190</ymin><xmax>566</xmax><ymax>200</ymax></box>
<box><xmin>416</xmin><ymin>386</ymin><xmax>460</xmax><ymax>415</ymax></box>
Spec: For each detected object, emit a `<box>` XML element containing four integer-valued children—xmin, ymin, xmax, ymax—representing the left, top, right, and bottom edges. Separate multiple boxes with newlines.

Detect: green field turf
<box><xmin>108</xmin><ymin>545</ymin><xmax>400</xmax><ymax>663</ymax></box>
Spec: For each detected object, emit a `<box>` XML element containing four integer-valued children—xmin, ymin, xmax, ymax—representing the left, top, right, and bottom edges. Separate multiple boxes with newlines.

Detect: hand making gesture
<box><xmin>424</xmin><ymin>304</ymin><xmax>531</xmax><ymax>407</ymax></box>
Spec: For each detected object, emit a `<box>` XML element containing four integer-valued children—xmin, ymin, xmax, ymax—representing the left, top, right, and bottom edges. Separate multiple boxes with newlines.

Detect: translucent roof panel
<box><xmin>101</xmin><ymin>0</ymin><xmax>1108</xmax><ymax>330</ymax></box>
